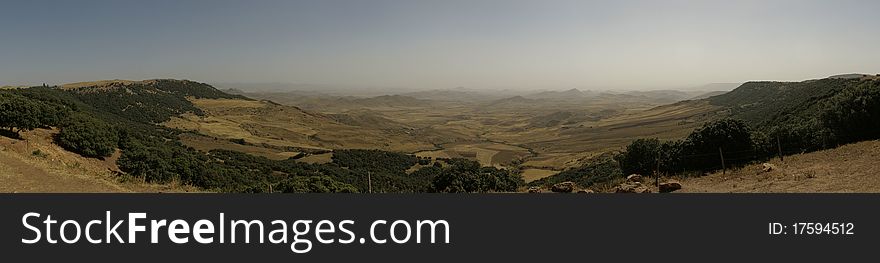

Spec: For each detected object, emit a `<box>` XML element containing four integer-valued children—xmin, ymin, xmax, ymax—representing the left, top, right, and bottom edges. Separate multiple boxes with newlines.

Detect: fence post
<box><xmin>368</xmin><ymin>172</ymin><xmax>373</xmax><ymax>193</ymax></box>
<box><xmin>655</xmin><ymin>149</ymin><xmax>661</xmax><ymax>187</ymax></box>
<box><xmin>776</xmin><ymin>136</ymin><xmax>784</xmax><ymax>162</ymax></box>
<box><xmin>719</xmin><ymin>147</ymin><xmax>726</xmax><ymax>175</ymax></box>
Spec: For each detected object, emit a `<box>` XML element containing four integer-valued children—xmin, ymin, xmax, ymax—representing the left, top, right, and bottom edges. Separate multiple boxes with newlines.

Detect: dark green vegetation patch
<box><xmin>0</xmin><ymin>80</ymin><xmax>522</xmax><ymax>193</ymax></box>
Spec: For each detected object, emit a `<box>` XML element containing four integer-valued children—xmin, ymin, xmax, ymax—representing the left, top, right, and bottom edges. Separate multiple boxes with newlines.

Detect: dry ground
<box><xmin>521</xmin><ymin>168</ymin><xmax>559</xmax><ymax>183</ymax></box>
<box><xmin>678</xmin><ymin>140</ymin><xmax>880</xmax><ymax>193</ymax></box>
<box><xmin>0</xmin><ymin>129</ymin><xmax>199</xmax><ymax>193</ymax></box>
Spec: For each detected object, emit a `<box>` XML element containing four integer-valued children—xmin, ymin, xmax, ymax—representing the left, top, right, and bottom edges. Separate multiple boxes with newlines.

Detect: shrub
<box><xmin>531</xmin><ymin>154</ymin><xmax>623</xmax><ymax>188</ymax></box>
<box><xmin>0</xmin><ymin>92</ymin><xmax>70</xmax><ymax>135</ymax></box>
<box><xmin>618</xmin><ymin>119</ymin><xmax>761</xmax><ymax>175</ymax></box>
<box><xmin>679</xmin><ymin>119</ymin><xmax>756</xmax><ymax>171</ymax></box>
<box><xmin>617</xmin><ymin>138</ymin><xmax>661</xmax><ymax>176</ymax></box>
<box><xmin>332</xmin><ymin>149</ymin><xmax>418</xmax><ymax>174</ymax></box>
<box><xmin>56</xmin><ymin>114</ymin><xmax>118</xmax><ymax>158</ymax></box>
<box><xmin>819</xmin><ymin>80</ymin><xmax>880</xmax><ymax>144</ymax></box>
<box><xmin>430</xmin><ymin>158</ymin><xmax>522</xmax><ymax>193</ymax></box>
<box><xmin>276</xmin><ymin>176</ymin><xmax>358</xmax><ymax>193</ymax></box>
<box><xmin>32</xmin><ymin>149</ymin><xmax>48</xmax><ymax>158</ymax></box>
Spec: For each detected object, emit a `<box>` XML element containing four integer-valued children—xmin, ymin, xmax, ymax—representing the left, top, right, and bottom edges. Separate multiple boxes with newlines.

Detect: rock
<box><xmin>527</xmin><ymin>187</ymin><xmax>541</xmax><ymax>193</ymax></box>
<box><xmin>762</xmin><ymin>163</ymin><xmax>776</xmax><ymax>172</ymax></box>
<box><xmin>626</xmin><ymin>174</ymin><xmax>643</xmax><ymax>183</ymax></box>
<box><xmin>615</xmin><ymin>182</ymin><xmax>651</xmax><ymax>193</ymax></box>
<box><xmin>551</xmin><ymin>182</ymin><xmax>575</xmax><ymax>193</ymax></box>
<box><xmin>577</xmin><ymin>189</ymin><xmax>595</xmax><ymax>193</ymax></box>
<box><xmin>659</xmin><ymin>180</ymin><xmax>682</xmax><ymax>193</ymax></box>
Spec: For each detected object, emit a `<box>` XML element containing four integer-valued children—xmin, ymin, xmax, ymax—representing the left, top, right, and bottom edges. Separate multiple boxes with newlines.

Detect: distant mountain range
<box><xmin>828</xmin><ymin>73</ymin><xmax>879</xmax><ymax>79</ymax></box>
<box><xmin>525</xmin><ymin>88</ymin><xmax>593</xmax><ymax>100</ymax></box>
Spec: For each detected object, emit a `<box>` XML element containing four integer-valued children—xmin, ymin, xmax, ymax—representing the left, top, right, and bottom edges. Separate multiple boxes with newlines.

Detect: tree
<box><xmin>0</xmin><ymin>92</ymin><xmax>71</xmax><ymax>137</ymax></box>
<box><xmin>616</xmin><ymin>138</ymin><xmax>661</xmax><ymax>176</ymax></box>
<box><xmin>679</xmin><ymin>119</ymin><xmax>756</xmax><ymax>171</ymax></box>
<box><xmin>276</xmin><ymin>176</ymin><xmax>358</xmax><ymax>193</ymax></box>
<box><xmin>617</xmin><ymin>119</ymin><xmax>761</xmax><ymax>176</ymax></box>
<box><xmin>616</xmin><ymin>138</ymin><xmax>686</xmax><ymax>176</ymax></box>
<box><xmin>56</xmin><ymin>114</ymin><xmax>119</xmax><ymax>158</ymax></box>
<box><xmin>429</xmin><ymin>158</ymin><xmax>522</xmax><ymax>193</ymax></box>
<box><xmin>529</xmin><ymin>154</ymin><xmax>622</xmax><ymax>188</ymax></box>
<box><xmin>0</xmin><ymin>93</ymin><xmax>41</xmax><ymax>134</ymax></box>
<box><xmin>819</xmin><ymin>80</ymin><xmax>880</xmax><ymax>145</ymax></box>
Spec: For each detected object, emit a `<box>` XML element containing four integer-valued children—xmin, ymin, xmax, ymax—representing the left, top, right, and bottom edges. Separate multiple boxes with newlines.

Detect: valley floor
<box><xmin>678</xmin><ymin>140</ymin><xmax>880</xmax><ymax>193</ymax></box>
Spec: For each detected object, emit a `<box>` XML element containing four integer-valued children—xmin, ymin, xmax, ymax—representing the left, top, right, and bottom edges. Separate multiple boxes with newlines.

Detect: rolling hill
<box><xmin>0</xmin><ymin>79</ymin><xmax>514</xmax><ymax>193</ymax></box>
<box><xmin>688</xmin><ymin>91</ymin><xmax>727</xmax><ymax>100</ymax></box>
<box><xmin>708</xmin><ymin>76</ymin><xmax>880</xmax><ymax>148</ymax></box>
<box><xmin>49</xmin><ymin>79</ymin><xmax>440</xmax><ymax>152</ymax></box>
<box><xmin>525</xmin><ymin>88</ymin><xmax>592</xmax><ymax>100</ymax></box>
<box><xmin>60</xmin><ymin>79</ymin><xmax>247</xmax><ymax>123</ymax></box>
<box><xmin>2</xmin><ymin>75</ymin><xmax>878</xmax><ymax>193</ymax></box>
<box><xmin>528</xmin><ymin>75</ymin><xmax>880</xmax><ymax>190</ymax></box>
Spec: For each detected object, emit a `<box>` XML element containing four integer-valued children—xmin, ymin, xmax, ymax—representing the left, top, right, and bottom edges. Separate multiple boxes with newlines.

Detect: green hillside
<box><xmin>536</xmin><ymin>76</ymin><xmax>880</xmax><ymax>190</ymax></box>
<box><xmin>63</xmin><ymin>79</ymin><xmax>247</xmax><ymax>123</ymax></box>
<box><xmin>710</xmin><ymin>77</ymin><xmax>880</xmax><ymax>151</ymax></box>
<box><xmin>0</xmin><ymin>80</ymin><xmax>520</xmax><ymax>193</ymax></box>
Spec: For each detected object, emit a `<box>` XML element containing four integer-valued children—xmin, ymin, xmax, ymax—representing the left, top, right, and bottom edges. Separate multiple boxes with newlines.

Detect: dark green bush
<box><xmin>616</xmin><ymin>138</ymin><xmax>661</xmax><ymax>176</ymax></box>
<box><xmin>0</xmin><ymin>92</ymin><xmax>71</xmax><ymax>135</ymax></box>
<box><xmin>56</xmin><ymin>114</ymin><xmax>119</xmax><ymax>158</ymax></box>
<box><xmin>531</xmin><ymin>154</ymin><xmax>622</xmax><ymax>188</ymax></box>
<box><xmin>430</xmin><ymin>158</ymin><xmax>522</xmax><ymax>193</ymax></box>
<box><xmin>276</xmin><ymin>176</ymin><xmax>358</xmax><ymax>193</ymax></box>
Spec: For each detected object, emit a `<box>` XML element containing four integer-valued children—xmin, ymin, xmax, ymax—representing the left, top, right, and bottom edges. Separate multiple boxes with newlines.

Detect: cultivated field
<box><xmin>233</xmin><ymin>90</ymin><xmax>721</xmax><ymax>171</ymax></box>
<box><xmin>164</xmin><ymin>98</ymin><xmax>440</xmax><ymax>153</ymax></box>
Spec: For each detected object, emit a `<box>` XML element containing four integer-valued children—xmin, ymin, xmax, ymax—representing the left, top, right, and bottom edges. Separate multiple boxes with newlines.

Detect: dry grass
<box><xmin>678</xmin><ymin>140</ymin><xmax>880</xmax><ymax>193</ymax></box>
<box><xmin>296</xmin><ymin>153</ymin><xmax>333</xmax><ymax>164</ymax></box>
<box><xmin>61</xmin><ymin>79</ymin><xmax>142</xmax><ymax>89</ymax></box>
<box><xmin>521</xmin><ymin>168</ymin><xmax>559</xmax><ymax>183</ymax></box>
<box><xmin>191</xmin><ymin>93</ymin><xmax>717</xmax><ymax>170</ymax></box>
<box><xmin>179</xmin><ymin>133</ymin><xmax>301</xmax><ymax>161</ymax></box>
<box><xmin>170</xmin><ymin>93</ymin><xmax>718</xmax><ymax>172</ymax></box>
<box><xmin>0</xmin><ymin>128</ymin><xmax>200</xmax><ymax>193</ymax></box>
<box><xmin>190</xmin><ymin>98</ymin><xmax>267</xmax><ymax>109</ymax></box>
<box><xmin>414</xmin><ymin>142</ymin><xmax>531</xmax><ymax>167</ymax></box>
<box><xmin>166</xmin><ymin>98</ymin><xmax>437</xmax><ymax>153</ymax></box>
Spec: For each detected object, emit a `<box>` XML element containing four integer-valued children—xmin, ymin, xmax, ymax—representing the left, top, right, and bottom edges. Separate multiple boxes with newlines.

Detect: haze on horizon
<box><xmin>2</xmin><ymin>0</ymin><xmax>879</xmax><ymax>90</ymax></box>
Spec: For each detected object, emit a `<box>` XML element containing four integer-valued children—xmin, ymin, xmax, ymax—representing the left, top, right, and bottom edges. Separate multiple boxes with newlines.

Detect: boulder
<box><xmin>577</xmin><ymin>189</ymin><xmax>595</xmax><ymax>194</ymax></box>
<box><xmin>762</xmin><ymin>163</ymin><xmax>777</xmax><ymax>172</ymax></box>
<box><xmin>659</xmin><ymin>180</ymin><xmax>682</xmax><ymax>193</ymax></box>
<box><xmin>551</xmin><ymin>182</ymin><xmax>575</xmax><ymax>193</ymax></box>
<box><xmin>527</xmin><ymin>187</ymin><xmax>541</xmax><ymax>193</ymax></box>
<box><xmin>626</xmin><ymin>174</ymin><xmax>643</xmax><ymax>183</ymax></box>
<box><xmin>615</xmin><ymin>182</ymin><xmax>651</xmax><ymax>193</ymax></box>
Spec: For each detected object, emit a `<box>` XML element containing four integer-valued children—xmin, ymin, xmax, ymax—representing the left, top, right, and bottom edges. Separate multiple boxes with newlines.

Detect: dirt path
<box><xmin>0</xmin><ymin>150</ymin><xmax>131</xmax><ymax>193</ymax></box>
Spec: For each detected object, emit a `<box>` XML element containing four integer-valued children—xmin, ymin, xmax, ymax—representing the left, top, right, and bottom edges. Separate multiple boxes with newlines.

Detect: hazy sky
<box><xmin>2</xmin><ymin>0</ymin><xmax>879</xmax><ymax>89</ymax></box>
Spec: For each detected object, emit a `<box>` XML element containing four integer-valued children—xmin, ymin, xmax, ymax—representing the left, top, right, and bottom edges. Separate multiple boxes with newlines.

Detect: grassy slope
<box><xmin>0</xmin><ymin>128</ymin><xmax>199</xmax><ymax>193</ymax></box>
<box><xmin>678</xmin><ymin>140</ymin><xmax>880</xmax><ymax>193</ymax></box>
